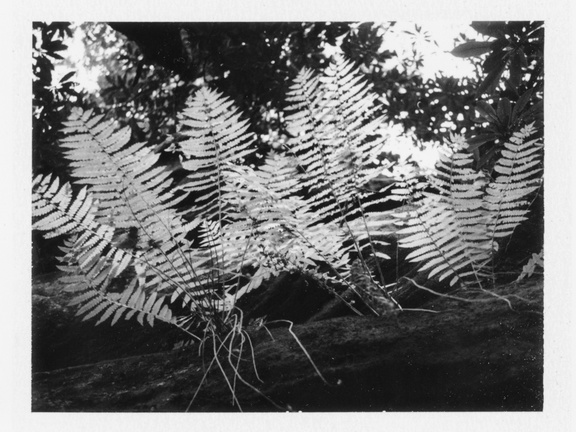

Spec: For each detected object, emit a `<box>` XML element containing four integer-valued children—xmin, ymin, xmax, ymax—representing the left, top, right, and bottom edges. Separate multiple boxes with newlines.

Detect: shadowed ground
<box><xmin>32</xmin><ymin>274</ymin><xmax>543</xmax><ymax>412</ymax></box>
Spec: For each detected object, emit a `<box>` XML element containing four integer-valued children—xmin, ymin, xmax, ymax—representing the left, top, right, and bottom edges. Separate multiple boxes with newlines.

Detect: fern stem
<box><xmin>110</xmin><ymin>171</ymin><xmax>203</xmax><ymax>305</ymax></box>
<box><xmin>225</xmin><ymin>217</ymin><xmax>258</xmax><ymax>323</ymax></box>
<box><xmin>354</xmin><ymin>195</ymin><xmax>390</xmax><ymax>297</ymax></box>
<box><xmin>284</xmin><ymin>225</ymin><xmax>369</xmax><ymax>316</ymax></box>
<box><xmin>402</xmin><ymin>277</ymin><xmax>515</xmax><ymax>310</ymax></box>
<box><xmin>267</xmin><ymin>319</ymin><xmax>330</xmax><ymax>385</ymax></box>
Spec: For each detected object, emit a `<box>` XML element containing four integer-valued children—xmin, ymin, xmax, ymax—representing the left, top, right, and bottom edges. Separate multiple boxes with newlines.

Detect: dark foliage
<box><xmin>106</xmin><ymin>22</ymin><xmax>351</xmax><ymax>157</ymax></box>
<box><xmin>32</xmin><ymin>21</ymin><xmax>76</xmax><ymax>178</ymax></box>
<box><xmin>459</xmin><ymin>21</ymin><xmax>544</xmax><ymax>171</ymax></box>
<box><xmin>106</xmin><ymin>22</ymin><xmax>483</xmax><ymax>152</ymax></box>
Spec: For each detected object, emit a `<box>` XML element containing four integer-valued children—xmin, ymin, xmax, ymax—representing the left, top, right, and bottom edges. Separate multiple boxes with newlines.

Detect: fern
<box><xmin>484</xmin><ymin>124</ymin><xmax>543</xmax><ymax>240</ymax></box>
<box><xmin>284</xmin><ymin>57</ymin><xmax>394</xmax><ymax>300</ymax></box>
<box><xmin>32</xmin><ymin>175</ymin><xmax>133</xmax><ymax>284</ymax></box>
<box><xmin>286</xmin><ymin>57</ymin><xmax>386</xmax><ymax>222</ymax></box>
<box><xmin>33</xmin><ymin>174</ymin><xmax>100</xmax><ymax>239</ymax></box>
<box><xmin>178</xmin><ymin>87</ymin><xmax>254</xmax><ymax>223</ymax></box>
<box><xmin>395</xmin><ymin>124</ymin><xmax>543</xmax><ymax>288</ymax></box>
<box><xmin>32</xmin><ymin>174</ymin><xmax>189</xmax><ymax>328</ymax></box>
<box><xmin>516</xmin><ymin>249</ymin><xmax>544</xmax><ymax>282</ymax></box>
<box><xmin>60</xmin><ymin>108</ymin><xmax>185</xmax><ymax>234</ymax></box>
<box><xmin>34</xmin><ymin>111</ymin><xmax>209</xmax><ymax>328</ymax></box>
<box><xmin>33</xmin><ymin>55</ymin><xmax>545</xmax><ymax>410</ymax></box>
<box><xmin>59</xmin><ymin>256</ymin><xmax>176</xmax><ymax>327</ymax></box>
<box><xmin>34</xmin><ymin>59</ymin><xmax>543</xmax><ymax>327</ymax></box>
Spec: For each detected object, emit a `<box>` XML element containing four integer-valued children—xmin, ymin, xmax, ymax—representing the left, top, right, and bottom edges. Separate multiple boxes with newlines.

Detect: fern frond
<box><xmin>58</xmin><ymin>108</ymin><xmax>189</xmax><ymax>273</ymax></box>
<box><xmin>396</xmin><ymin>197</ymin><xmax>488</xmax><ymax>287</ymax></box>
<box><xmin>282</xmin><ymin>58</ymin><xmax>398</xmax><ymax>296</ymax></box>
<box><xmin>32</xmin><ymin>174</ymin><xmax>132</xmax><ymax>286</ymax></box>
<box><xmin>286</xmin><ymin>58</ymin><xmax>386</xmax><ymax>220</ymax></box>
<box><xmin>396</xmin><ymin>125</ymin><xmax>543</xmax><ymax>289</ymax></box>
<box><xmin>58</xmin><ymin>260</ymin><xmax>177</xmax><ymax>327</ymax></box>
<box><xmin>395</xmin><ymin>134</ymin><xmax>495</xmax><ymax>287</ymax></box>
<box><xmin>53</xmin><ymin>107</ymin><xmax>217</xmax><ymax>317</ymax></box>
<box><xmin>178</xmin><ymin>87</ymin><xmax>255</xmax><ymax>223</ymax></box>
<box><xmin>431</xmin><ymin>134</ymin><xmax>487</xmax><ymax>209</ymax></box>
<box><xmin>287</xmin><ymin>62</ymin><xmax>383</xmax><ymax>215</ymax></box>
<box><xmin>516</xmin><ymin>249</ymin><xmax>544</xmax><ymax>282</ymax></box>
<box><xmin>60</xmin><ymin>109</ymin><xmax>182</xmax><ymax>230</ymax></box>
<box><xmin>166</xmin><ymin>88</ymin><xmax>259</xmax><ymax>304</ymax></box>
<box><xmin>32</xmin><ymin>174</ymin><xmax>100</xmax><ymax>239</ymax></box>
<box><xmin>484</xmin><ymin>124</ymin><xmax>543</xmax><ymax>240</ymax></box>
<box><xmin>219</xmin><ymin>154</ymin><xmax>315</xmax><ymax>292</ymax></box>
<box><xmin>34</xmin><ymin>173</ymin><xmax>204</xmax><ymax>317</ymax></box>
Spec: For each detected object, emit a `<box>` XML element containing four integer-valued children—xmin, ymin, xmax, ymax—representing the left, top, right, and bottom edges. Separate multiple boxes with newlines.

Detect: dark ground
<box><xmin>32</xmin><ymin>273</ymin><xmax>543</xmax><ymax>412</ymax></box>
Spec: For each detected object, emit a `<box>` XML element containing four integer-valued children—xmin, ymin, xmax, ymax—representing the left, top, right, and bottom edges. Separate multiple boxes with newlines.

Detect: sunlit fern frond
<box><xmin>32</xmin><ymin>178</ymin><xmax>178</xmax><ymax>327</ymax></box>
<box><xmin>57</xmin><ymin>256</ymin><xmax>178</xmax><ymax>328</ymax></box>
<box><xmin>33</xmin><ymin>175</ymin><xmax>191</xmax><ymax>307</ymax></box>
<box><xmin>431</xmin><ymin>134</ymin><xmax>488</xmax><ymax>209</ymax></box>
<box><xmin>216</xmin><ymin>151</ymin><xmax>353</xmax><ymax>296</ymax></box>
<box><xmin>320</xmin><ymin>56</ymin><xmax>386</xmax><ymax>196</ymax></box>
<box><xmin>484</xmin><ymin>123</ymin><xmax>543</xmax><ymax>241</ymax></box>
<box><xmin>253</xmin><ymin>153</ymin><xmax>352</xmax><ymax>283</ymax></box>
<box><xmin>395</xmin><ymin>135</ymin><xmax>494</xmax><ymax>287</ymax></box>
<box><xmin>284</xmin><ymin>67</ymin><xmax>329</xmax><ymax>193</ymax></box>
<box><xmin>283</xmin><ymin>58</ymin><xmax>395</xmax><ymax>294</ymax></box>
<box><xmin>34</xmin><ymin>113</ymin><xmax>209</xmax><ymax>324</ymax></box>
<box><xmin>32</xmin><ymin>174</ymin><xmax>131</xmax><ymax>283</ymax></box>
<box><xmin>60</xmin><ymin>108</ymin><xmax>185</xmax><ymax>242</ymax></box>
<box><xmin>218</xmin><ymin>153</ymin><xmax>316</xmax><ymax>293</ymax></box>
<box><xmin>516</xmin><ymin>248</ymin><xmax>543</xmax><ymax>282</ymax></box>
<box><xmin>178</xmin><ymin>87</ymin><xmax>255</xmax><ymax>223</ymax></box>
<box><xmin>285</xmin><ymin>57</ymin><xmax>386</xmax><ymax>224</ymax></box>
<box><xmin>33</xmin><ymin>174</ymin><xmax>100</xmax><ymax>239</ymax></box>
<box><xmin>395</xmin><ymin>127</ymin><xmax>543</xmax><ymax>288</ymax></box>
<box><xmin>396</xmin><ymin>196</ymin><xmax>491</xmax><ymax>287</ymax></box>
<box><xmin>432</xmin><ymin>134</ymin><xmax>493</xmax><ymax>263</ymax></box>
<box><xmin>387</xmin><ymin>164</ymin><xmax>429</xmax><ymax>205</ymax></box>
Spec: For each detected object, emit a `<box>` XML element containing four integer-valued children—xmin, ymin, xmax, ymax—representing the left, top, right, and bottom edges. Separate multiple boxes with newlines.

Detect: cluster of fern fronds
<box><xmin>32</xmin><ymin>52</ymin><xmax>544</xmax><ymax>327</ymax></box>
<box><xmin>32</xmin><ymin>54</ymin><xmax>543</xmax><ymax>409</ymax></box>
<box><xmin>393</xmin><ymin>126</ymin><xmax>543</xmax><ymax>290</ymax></box>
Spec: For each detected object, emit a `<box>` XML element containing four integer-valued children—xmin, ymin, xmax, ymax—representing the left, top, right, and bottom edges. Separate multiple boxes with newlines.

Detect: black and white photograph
<box><xmin>3</xmin><ymin>0</ymin><xmax>575</xmax><ymax>430</ymax></box>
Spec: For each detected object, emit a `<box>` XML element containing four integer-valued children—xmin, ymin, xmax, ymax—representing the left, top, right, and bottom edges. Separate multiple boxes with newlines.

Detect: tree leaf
<box><xmin>476</xmin><ymin>101</ymin><xmax>499</xmax><ymax>123</ymax></box>
<box><xmin>508</xmin><ymin>51</ymin><xmax>524</xmax><ymax>88</ymax></box>
<box><xmin>470</xmin><ymin>22</ymin><xmax>507</xmax><ymax>39</ymax></box>
<box><xmin>44</xmin><ymin>40</ymin><xmax>67</xmax><ymax>52</ymax></box>
<box><xmin>467</xmin><ymin>133</ymin><xmax>497</xmax><ymax>151</ymax></box>
<box><xmin>496</xmin><ymin>98</ymin><xmax>511</xmax><ymax>126</ymax></box>
<box><xmin>45</xmin><ymin>51</ymin><xmax>64</xmax><ymax>60</ymax></box>
<box><xmin>451</xmin><ymin>41</ymin><xmax>493</xmax><ymax>58</ymax></box>
<box><xmin>520</xmin><ymin>100</ymin><xmax>543</xmax><ymax>124</ymax></box>
<box><xmin>511</xmin><ymin>89</ymin><xmax>534</xmax><ymax>124</ymax></box>
<box><xmin>516</xmin><ymin>49</ymin><xmax>528</xmax><ymax>68</ymax></box>
<box><xmin>59</xmin><ymin>71</ymin><xmax>76</xmax><ymax>83</ymax></box>
<box><xmin>476</xmin><ymin>64</ymin><xmax>506</xmax><ymax>96</ymax></box>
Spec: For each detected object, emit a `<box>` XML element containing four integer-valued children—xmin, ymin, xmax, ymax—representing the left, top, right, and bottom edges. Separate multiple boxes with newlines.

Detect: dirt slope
<box><xmin>32</xmin><ymin>277</ymin><xmax>543</xmax><ymax>412</ymax></box>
